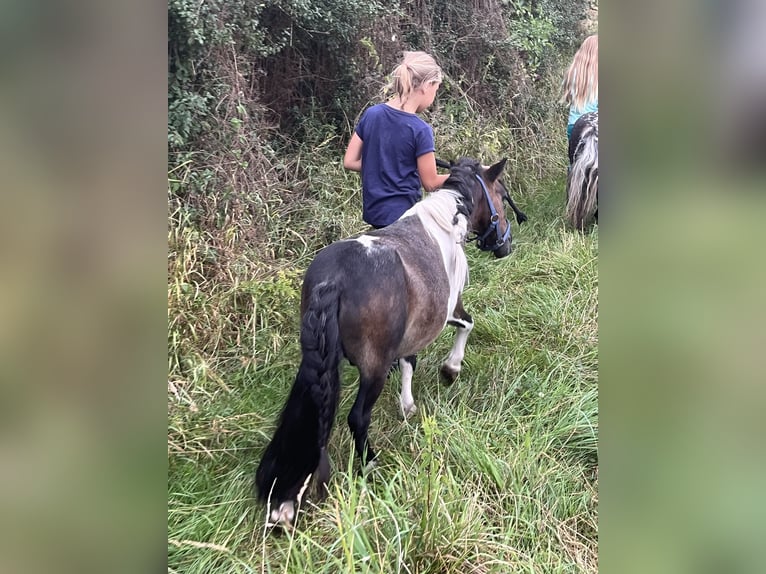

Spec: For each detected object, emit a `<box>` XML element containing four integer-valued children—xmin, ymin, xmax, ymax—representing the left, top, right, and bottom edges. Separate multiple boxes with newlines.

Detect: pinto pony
<box><xmin>566</xmin><ymin>111</ymin><xmax>599</xmax><ymax>230</ymax></box>
<box><xmin>255</xmin><ymin>158</ymin><xmax>523</xmax><ymax>527</ymax></box>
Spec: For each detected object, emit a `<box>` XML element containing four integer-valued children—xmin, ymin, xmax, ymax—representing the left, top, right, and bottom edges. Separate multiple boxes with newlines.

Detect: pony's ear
<box><xmin>483</xmin><ymin>158</ymin><xmax>508</xmax><ymax>183</ymax></box>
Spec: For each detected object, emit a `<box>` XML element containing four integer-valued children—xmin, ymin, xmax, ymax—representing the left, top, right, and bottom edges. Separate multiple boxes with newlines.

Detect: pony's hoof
<box><xmin>363</xmin><ymin>459</ymin><xmax>378</xmax><ymax>474</ymax></box>
<box><xmin>400</xmin><ymin>402</ymin><xmax>417</xmax><ymax>419</ymax></box>
<box><xmin>440</xmin><ymin>364</ymin><xmax>459</xmax><ymax>385</ymax></box>
<box><xmin>268</xmin><ymin>501</ymin><xmax>295</xmax><ymax>529</ymax></box>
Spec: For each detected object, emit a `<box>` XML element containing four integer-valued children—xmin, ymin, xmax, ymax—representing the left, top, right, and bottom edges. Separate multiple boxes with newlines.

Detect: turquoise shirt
<box><xmin>567</xmin><ymin>100</ymin><xmax>598</xmax><ymax>138</ymax></box>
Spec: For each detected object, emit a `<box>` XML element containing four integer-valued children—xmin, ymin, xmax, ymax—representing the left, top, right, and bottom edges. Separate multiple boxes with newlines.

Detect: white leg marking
<box><xmin>399</xmin><ymin>358</ymin><xmax>417</xmax><ymax>418</ymax></box>
<box><xmin>269</xmin><ymin>501</ymin><xmax>295</xmax><ymax>528</ymax></box>
<box><xmin>444</xmin><ymin>319</ymin><xmax>473</xmax><ymax>373</ymax></box>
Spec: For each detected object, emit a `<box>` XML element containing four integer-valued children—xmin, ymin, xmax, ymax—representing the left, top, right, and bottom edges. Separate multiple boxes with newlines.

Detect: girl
<box><xmin>343</xmin><ymin>51</ymin><xmax>449</xmax><ymax>228</ymax></box>
<box><xmin>559</xmin><ymin>34</ymin><xmax>598</xmax><ymax>141</ymax></box>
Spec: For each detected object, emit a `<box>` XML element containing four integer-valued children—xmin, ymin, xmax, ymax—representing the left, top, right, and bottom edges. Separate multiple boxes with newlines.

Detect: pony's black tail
<box><xmin>566</xmin><ymin>125</ymin><xmax>599</xmax><ymax>230</ymax></box>
<box><xmin>255</xmin><ymin>282</ymin><xmax>343</xmax><ymax>508</ymax></box>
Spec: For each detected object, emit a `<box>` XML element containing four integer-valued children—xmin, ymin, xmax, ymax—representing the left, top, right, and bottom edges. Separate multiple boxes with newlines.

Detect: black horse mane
<box><xmin>441</xmin><ymin>157</ymin><xmax>482</xmax><ymax>218</ymax></box>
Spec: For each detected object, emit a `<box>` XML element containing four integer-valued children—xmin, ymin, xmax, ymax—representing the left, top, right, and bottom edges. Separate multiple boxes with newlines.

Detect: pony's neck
<box><xmin>409</xmin><ymin>189</ymin><xmax>470</xmax><ymax>294</ymax></box>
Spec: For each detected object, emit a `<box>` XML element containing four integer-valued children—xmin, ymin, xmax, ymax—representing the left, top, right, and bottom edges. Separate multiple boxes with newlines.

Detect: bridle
<box><xmin>467</xmin><ymin>173</ymin><xmax>510</xmax><ymax>252</ymax></box>
<box><xmin>436</xmin><ymin>158</ymin><xmax>511</xmax><ymax>252</ymax></box>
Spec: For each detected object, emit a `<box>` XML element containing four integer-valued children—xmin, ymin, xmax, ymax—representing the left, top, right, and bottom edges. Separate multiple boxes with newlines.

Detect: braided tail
<box><xmin>566</xmin><ymin>125</ymin><xmax>599</xmax><ymax>230</ymax></box>
<box><xmin>255</xmin><ymin>282</ymin><xmax>343</xmax><ymax>505</ymax></box>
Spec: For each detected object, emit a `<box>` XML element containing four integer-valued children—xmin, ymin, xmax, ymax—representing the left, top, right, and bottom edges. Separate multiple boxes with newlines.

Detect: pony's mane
<box><xmin>566</xmin><ymin>113</ymin><xmax>599</xmax><ymax>229</ymax></box>
<box><xmin>404</xmin><ymin>161</ymin><xmax>483</xmax><ymax>295</ymax></box>
<box><xmin>410</xmin><ymin>190</ymin><xmax>467</xmax><ymax>239</ymax></box>
<box><xmin>406</xmin><ymin>158</ymin><xmax>481</xmax><ymax>243</ymax></box>
<box><xmin>405</xmin><ymin>158</ymin><xmax>480</xmax><ymax>243</ymax></box>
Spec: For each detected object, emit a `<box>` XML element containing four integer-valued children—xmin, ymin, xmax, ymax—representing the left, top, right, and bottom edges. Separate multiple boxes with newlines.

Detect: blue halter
<box><xmin>468</xmin><ymin>174</ymin><xmax>510</xmax><ymax>252</ymax></box>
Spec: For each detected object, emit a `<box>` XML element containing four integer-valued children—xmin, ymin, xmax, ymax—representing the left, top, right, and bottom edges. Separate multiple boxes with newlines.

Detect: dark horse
<box><xmin>255</xmin><ymin>157</ymin><xmax>524</xmax><ymax>527</ymax></box>
<box><xmin>566</xmin><ymin>111</ymin><xmax>598</xmax><ymax>230</ymax></box>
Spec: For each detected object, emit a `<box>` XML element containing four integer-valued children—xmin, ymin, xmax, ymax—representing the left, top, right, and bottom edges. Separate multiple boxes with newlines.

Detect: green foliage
<box><xmin>167</xmin><ymin>0</ymin><xmax>393</xmax><ymax>153</ymax></box>
<box><xmin>239</xmin><ymin>270</ymin><xmax>303</xmax><ymax>333</ymax></box>
<box><xmin>506</xmin><ymin>0</ymin><xmax>557</xmax><ymax>73</ymax></box>
<box><xmin>394</xmin><ymin>0</ymin><xmax>588</xmax><ymax>118</ymax></box>
<box><xmin>168</xmin><ymin>0</ymin><xmax>590</xmax><ymax>155</ymax></box>
<box><xmin>167</xmin><ymin>88</ymin><xmax>212</xmax><ymax>149</ymax></box>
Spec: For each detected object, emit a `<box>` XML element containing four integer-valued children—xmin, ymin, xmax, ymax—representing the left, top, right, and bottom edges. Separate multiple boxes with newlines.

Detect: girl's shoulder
<box><xmin>363</xmin><ymin>102</ymin><xmax>395</xmax><ymax>115</ymax></box>
<box><xmin>362</xmin><ymin>103</ymin><xmax>429</xmax><ymax>126</ymax></box>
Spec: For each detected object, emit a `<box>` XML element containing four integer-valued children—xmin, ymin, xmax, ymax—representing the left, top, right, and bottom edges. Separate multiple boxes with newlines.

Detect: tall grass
<box><xmin>168</xmin><ymin>124</ymin><xmax>598</xmax><ymax>571</ymax></box>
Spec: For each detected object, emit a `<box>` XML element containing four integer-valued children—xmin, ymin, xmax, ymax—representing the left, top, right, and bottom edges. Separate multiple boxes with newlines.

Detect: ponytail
<box><xmin>386</xmin><ymin>51</ymin><xmax>443</xmax><ymax>109</ymax></box>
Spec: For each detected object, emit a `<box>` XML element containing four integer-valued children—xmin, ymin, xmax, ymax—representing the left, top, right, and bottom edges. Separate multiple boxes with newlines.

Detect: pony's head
<box><xmin>446</xmin><ymin>157</ymin><xmax>514</xmax><ymax>258</ymax></box>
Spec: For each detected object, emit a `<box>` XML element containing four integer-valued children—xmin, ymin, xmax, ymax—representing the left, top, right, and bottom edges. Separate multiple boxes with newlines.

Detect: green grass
<box><xmin>168</xmin><ymin>168</ymin><xmax>598</xmax><ymax>573</ymax></box>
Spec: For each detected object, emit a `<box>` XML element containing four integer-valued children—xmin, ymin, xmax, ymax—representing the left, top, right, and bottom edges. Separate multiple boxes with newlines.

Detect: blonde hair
<box><xmin>387</xmin><ymin>51</ymin><xmax>443</xmax><ymax>108</ymax></box>
<box><xmin>559</xmin><ymin>35</ymin><xmax>598</xmax><ymax>112</ymax></box>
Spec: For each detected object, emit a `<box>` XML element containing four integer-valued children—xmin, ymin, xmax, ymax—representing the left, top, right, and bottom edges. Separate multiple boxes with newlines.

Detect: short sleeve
<box><xmin>355</xmin><ymin>109</ymin><xmax>369</xmax><ymax>141</ymax></box>
<box><xmin>414</xmin><ymin>122</ymin><xmax>435</xmax><ymax>158</ymax></box>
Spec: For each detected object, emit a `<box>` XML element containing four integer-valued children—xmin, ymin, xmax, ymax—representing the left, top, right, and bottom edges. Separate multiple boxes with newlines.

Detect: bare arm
<box><xmin>417</xmin><ymin>151</ymin><xmax>450</xmax><ymax>192</ymax></box>
<box><xmin>343</xmin><ymin>132</ymin><xmax>363</xmax><ymax>172</ymax></box>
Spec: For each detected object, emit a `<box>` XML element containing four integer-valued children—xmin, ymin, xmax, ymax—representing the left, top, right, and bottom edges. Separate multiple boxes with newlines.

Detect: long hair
<box><xmin>386</xmin><ymin>51</ymin><xmax>443</xmax><ymax>109</ymax></box>
<box><xmin>559</xmin><ymin>35</ymin><xmax>598</xmax><ymax>112</ymax></box>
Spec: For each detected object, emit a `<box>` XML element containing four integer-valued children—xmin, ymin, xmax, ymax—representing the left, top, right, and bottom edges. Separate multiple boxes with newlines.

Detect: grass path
<box><xmin>168</xmin><ymin>174</ymin><xmax>598</xmax><ymax>573</ymax></box>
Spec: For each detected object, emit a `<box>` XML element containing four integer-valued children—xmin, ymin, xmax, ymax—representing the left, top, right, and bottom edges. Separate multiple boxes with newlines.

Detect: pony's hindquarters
<box><xmin>255</xmin><ymin>282</ymin><xmax>342</xmax><ymax>527</ymax></box>
<box><xmin>566</xmin><ymin>113</ymin><xmax>599</xmax><ymax>230</ymax></box>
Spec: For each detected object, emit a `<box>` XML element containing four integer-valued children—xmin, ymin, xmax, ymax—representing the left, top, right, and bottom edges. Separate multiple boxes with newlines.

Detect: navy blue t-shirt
<box><xmin>355</xmin><ymin>103</ymin><xmax>436</xmax><ymax>227</ymax></box>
